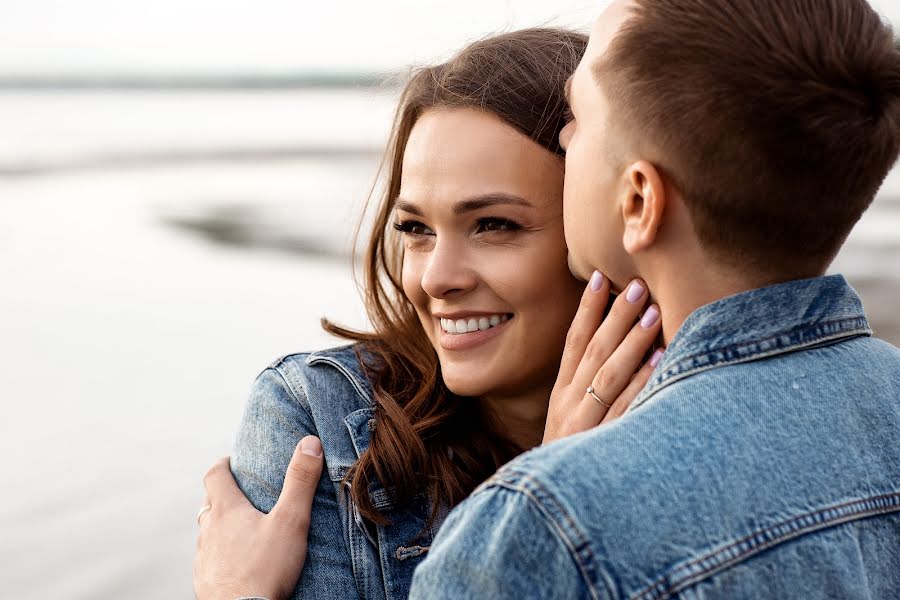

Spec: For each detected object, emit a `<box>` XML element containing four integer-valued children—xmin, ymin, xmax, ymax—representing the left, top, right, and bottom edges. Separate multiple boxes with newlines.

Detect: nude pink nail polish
<box><xmin>626</xmin><ymin>280</ymin><xmax>645</xmax><ymax>303</ymax></box>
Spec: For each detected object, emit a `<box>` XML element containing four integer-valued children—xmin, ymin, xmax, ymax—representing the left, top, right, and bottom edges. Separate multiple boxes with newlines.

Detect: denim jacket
<box><xmin>231</xmin><ymin>345</ymin><xmax>443</xmax><ymax>600</ymax></box>
<box><xmin>410</xmin><ymin>274</ymin><xmax>900</xmax><ymax>599</ymax></box>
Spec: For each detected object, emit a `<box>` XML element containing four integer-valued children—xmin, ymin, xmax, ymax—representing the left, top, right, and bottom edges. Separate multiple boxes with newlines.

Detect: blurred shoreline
<box><xmin>0</xmin><ymin>72</ymin><xmax>398</xmax><ymax>91</ymax></box>
<box><xmin>1</xmin><ymin>88</ymin><xmax>898</xmax><ymax>599</ymax></box>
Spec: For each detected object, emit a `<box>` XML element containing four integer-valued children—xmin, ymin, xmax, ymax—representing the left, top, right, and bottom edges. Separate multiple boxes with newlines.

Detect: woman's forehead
<box><xmin>399</xmin><ymin>108</ymin><xmax>563</xmax><ymax>212</ymax></box>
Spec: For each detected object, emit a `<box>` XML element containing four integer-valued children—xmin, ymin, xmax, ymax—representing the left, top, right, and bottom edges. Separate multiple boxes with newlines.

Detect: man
<box><xmin>195</xmin><ymin>1</ymin><xmax>900</xmax><ymax>598</ymax></box>
<box><xmin>408</xmin><ymin>0</ymin><xmax>900</xmax><ymax>597</ymax></box>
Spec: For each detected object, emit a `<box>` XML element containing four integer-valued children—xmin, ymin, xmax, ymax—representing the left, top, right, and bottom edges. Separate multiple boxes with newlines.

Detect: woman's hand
<box><xmin>543</xmin><ymin>271</ymin><xmax>664</xmax><ymax>444</ymax></box>
<box><xmin>193</xmin><ymin>436</ymin><xmax>324</xmax><ymax>600</ymax></box>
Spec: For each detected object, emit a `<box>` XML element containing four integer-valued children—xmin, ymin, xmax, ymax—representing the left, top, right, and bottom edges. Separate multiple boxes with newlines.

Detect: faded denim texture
<box><xmin>410</xmin><ymin>274</ymin><xmax>900</xmax><ymax>599</ymax></box>
<box><xmin>231</xmin><ymin>345</ymin><xmax>442</xmax><ymax>600</ymax></box>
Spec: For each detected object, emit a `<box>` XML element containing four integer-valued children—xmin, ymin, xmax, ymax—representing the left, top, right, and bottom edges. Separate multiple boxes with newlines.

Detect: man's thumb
<box><xmin>272</xmin><ymin>435</ymin><xmax>323</xmax><ymax>528</ymax></box>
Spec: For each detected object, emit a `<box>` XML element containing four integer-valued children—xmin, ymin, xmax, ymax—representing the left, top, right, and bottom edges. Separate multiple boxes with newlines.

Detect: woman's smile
<box><xmin>435</xmin><ymin>312</ymin><xmax>514</xmax><ymax>350</ymax></box>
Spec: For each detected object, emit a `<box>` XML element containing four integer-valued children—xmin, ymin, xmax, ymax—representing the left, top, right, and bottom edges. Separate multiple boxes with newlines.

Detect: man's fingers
<box><xmin>571</xmin><ymin>279</ymin><xmax>649</xmax><ymax>391</ymax></box>
<box><xmin>271</xmin><ymin>436</ymin><xmax>324</xmax><ymax>531</ymax></box>
<box><xmin>601</xmin><ymin>348</ymin><xmax>664</xmax><ymax>424</ymax></box>
<box><xmin>557</xmin><ymin>271</ymin><xmax>611</xmax><ymax>386</ymax></box>
<box><xmin>202</xmin><ymin>457</ymin><xmax>251</xmax><ymax>514</ymax></box>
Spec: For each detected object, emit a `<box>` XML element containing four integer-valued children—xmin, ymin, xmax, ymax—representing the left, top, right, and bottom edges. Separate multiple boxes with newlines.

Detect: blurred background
<box><xmin>1</xmin><ymin>1</ymin><xmax>899</xmax><ymax>598</ymax></box>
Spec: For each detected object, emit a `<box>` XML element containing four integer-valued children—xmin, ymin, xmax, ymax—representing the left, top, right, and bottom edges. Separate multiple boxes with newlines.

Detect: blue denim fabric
<box><xmin>231</xmin><ymin>346</ymin><xmax>443</xmax><ymax>600</ymax></box>
<box><xmin>410</xmin><ymin>274</ymin><xmax>900</xmax><ymax>599</ymax></box>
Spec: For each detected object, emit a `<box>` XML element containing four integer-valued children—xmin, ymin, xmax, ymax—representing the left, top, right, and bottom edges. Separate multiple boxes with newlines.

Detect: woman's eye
<box><xmin>476</xmin><ymin>217</ymin><xmax>521</xmax><ymax>233</ymax></box>
<box><xmin>393</xmin><ymin>220</ymin><xmax>434</xmax><ymax>236</ymax></box>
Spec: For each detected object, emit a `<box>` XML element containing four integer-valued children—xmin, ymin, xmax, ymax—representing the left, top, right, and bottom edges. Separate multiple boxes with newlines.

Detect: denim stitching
<box><xmin>395</xmin><ymin>545</ymin><xmax>430</xmax><ymax>561</ymax></box>
<box><xmin>305</xmin><ymin>355</ymin><xmax>370</xmax><ymax>405</ymax></box>
<box><xmin>630</xmin><ymin>492</ymin><xmax>900</xmax><ymax>600</ymax></box>
<box><xmin>484</xmin><ymin>469</ymin><xmax>614</xmax><ymax>600</ymax></box>
<box><xmin>269</xmin><ymin>358</ymin><xmax>310</xmax><ymax>410</ymax></box>
<box><xmin>632</xmin><ymin>317</ymin><xmax>870</xmax><ymax>411</ymax></box>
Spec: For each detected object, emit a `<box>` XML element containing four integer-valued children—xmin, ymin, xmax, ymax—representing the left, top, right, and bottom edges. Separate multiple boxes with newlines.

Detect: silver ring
<box><xmin>197</xmin><ymin>504</ymin><xmax>212</xmax><ymax>525</ymax></box>
<box><xmin>586</xmin><ymin>386</ymin><xmax>613</xmax><ymax>409</ymax></box>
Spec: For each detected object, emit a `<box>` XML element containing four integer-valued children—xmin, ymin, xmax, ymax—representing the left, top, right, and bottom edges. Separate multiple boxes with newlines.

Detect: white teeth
<box><xmin>439</xmin><ymin>314</ymin><xmax>511</xmax><ymax>335</ymax></box>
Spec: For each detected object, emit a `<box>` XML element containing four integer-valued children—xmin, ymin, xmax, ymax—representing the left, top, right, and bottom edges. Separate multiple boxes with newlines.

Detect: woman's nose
<box><xmin>419</xmin><ymin>239</ymin><xmax>477</xmax><ymax>299</ymax></box>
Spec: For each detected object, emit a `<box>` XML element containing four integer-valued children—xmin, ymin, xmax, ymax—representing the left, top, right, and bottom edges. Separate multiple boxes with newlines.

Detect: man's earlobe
<box><xmin>621</xmin><ymin>161</ymin><xmax>666</xmax><ymax>254</ymax></box>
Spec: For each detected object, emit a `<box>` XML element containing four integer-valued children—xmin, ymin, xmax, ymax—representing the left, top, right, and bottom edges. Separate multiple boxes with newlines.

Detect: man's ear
<box><xmin>621</xmin><ymin>160</ymin><xmax>666</xmax><ymax>254</ymax></box>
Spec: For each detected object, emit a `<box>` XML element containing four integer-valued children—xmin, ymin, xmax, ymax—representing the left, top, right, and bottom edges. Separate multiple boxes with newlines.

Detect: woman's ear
<box><xmin>621</xmin><ymin>160</ymin><xmax>666</xmax><ymax>255</ymax></box>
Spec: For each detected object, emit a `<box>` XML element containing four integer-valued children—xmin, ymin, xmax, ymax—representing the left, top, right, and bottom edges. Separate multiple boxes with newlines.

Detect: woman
<box><xmin>194</xmin><ymin>27</ymin><xmax>663</xmax><ymax>600</ymax></box>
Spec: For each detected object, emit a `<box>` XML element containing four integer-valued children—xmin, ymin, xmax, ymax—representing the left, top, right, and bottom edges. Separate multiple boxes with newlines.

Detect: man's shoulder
<box><xmin>484</xmin><ymin>340</ymin><xmax>900</xmax><ymax>598</ymax></box>
<box><xmin>855</xmin><ymin>333</ymin><xmax>900</xmax><ymax>361</ymax></box>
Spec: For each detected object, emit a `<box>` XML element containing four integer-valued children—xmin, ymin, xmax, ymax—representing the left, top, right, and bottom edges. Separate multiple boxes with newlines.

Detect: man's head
<box><xmin>560</xmin><ymin>0</ymin><xmax>900</xmax><ymax>292</ymax></box>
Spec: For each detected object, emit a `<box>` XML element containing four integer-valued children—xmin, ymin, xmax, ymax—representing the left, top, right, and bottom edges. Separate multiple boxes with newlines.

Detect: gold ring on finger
<box><xmin>586</xmin><ymin>386</ymin><xmax>613</xmax><ymax>409</ymax></box>
<box><xmin>197</xmin><ymin>504</ymin><xmax>212</xmax><ymax>525</ymax></box>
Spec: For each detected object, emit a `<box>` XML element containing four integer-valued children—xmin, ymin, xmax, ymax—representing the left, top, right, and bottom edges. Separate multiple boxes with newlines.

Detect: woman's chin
<box><xmin>441</xmin><ymin>374</ymin><xmax>495</xmax><ymax>399</ymax></box>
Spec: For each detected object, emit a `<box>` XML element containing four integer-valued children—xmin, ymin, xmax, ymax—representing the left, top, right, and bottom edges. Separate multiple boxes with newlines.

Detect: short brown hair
<box><xmin>324</xmin><ymin>28</ymin><xmax>587</xmax><ymax>526</ymax></box>
<box><xmin>597</xmin><ymin>0</ymin><xmax>900</xmax><ymax>277</ymax></box>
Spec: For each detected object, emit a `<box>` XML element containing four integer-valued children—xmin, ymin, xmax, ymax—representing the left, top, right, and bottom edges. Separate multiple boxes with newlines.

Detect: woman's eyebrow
<box><xmin>395</xmin><ymin>200</ymin><xmax>423</xmax><ymax>216</ymax></box>
<box><xmin>453</xmin><ymin>193</ymin><xmax>533</xmax><ymax>214</ymax></box>
<box><xmin>395</xmin><ymin>193</ymin><xmax>534</xmax><ymax>217</ymax></box>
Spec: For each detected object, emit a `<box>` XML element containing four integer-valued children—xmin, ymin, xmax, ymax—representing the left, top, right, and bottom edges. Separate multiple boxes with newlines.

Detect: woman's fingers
<box><xmin>543</xmin><ymin>276</ymin><xmax>661</xmax><ymax>445</ymax></box>
<box><xmin>270</xmin><ymin>436</ymin><xmax>324</xmax><ymax>532</ymax></box>
<box><xmin>571</xmin><ymin>279</ymin><xmax>650</xmax><ymax>395</ymax></box>
<box><xmin>601</xmin><ymin>347</ymin><xmax>664</xmax><ymax>424</ymax></box>
<box><xmin>556</xmin><ymin>271</ymin><xmax>612</xmax><ymax>386</ymax></box>
<box><xmin>576</xmin><ymin>300</ymin><xmax>661</xmax><ymax>422</ymax></box>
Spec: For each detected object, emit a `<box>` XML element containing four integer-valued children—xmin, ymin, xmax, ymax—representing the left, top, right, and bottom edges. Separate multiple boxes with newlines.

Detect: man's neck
<box><xmin>649</xmin><ymin>264</ymin><xmax>794</xmax><ymax>346</ymax></box>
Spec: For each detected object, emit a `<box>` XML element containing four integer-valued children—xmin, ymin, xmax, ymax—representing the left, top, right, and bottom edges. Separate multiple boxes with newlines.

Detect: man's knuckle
<box><xmin>201</xmin><ymin>467</ymin><xmax>219</xmax><ymax>488</ymax></box>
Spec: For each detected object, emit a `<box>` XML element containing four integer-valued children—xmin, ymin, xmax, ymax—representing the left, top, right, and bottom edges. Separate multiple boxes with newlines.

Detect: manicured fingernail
<box><xmin>300</xmin><ymin>436</ymin><xmax>323</xmax><ymax>457</ymax></box>
<box><xmin>589</xmin><ymin>270</ymin><xmax>605</xmax><ymax>292</ymax></box>
<box><xmin>649</xmin><ymin>348</ymin><xmax>664</xmax><ymax>368</ymax></box>
<box><xmin>640</xmin><ymin>305</ymin><xmax>660</xmax><ymax>329</ymax></box>
<box><xmin>626</xmin><ymin>280</ymin><xmax>645</xmax><ymax>303</ymax></box>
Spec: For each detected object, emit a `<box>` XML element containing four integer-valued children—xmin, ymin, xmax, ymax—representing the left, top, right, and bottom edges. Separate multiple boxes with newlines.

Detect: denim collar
<box><xmin>630</xmin><ymin>274</ymin><xmax>872</xmax><ymax>411</ymax></box>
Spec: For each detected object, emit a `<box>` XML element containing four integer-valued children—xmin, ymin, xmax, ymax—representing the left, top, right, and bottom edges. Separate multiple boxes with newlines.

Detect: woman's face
<box><xmin>398</xmin><ymin>107</ymin><xmax>583</xmax><ymax>399</ymax></box>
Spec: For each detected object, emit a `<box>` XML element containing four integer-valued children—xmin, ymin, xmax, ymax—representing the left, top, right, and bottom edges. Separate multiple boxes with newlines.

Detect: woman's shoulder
<box><xmin>262</xmin><ymin>342</ymin><xmax>375</xmax><ymax>412</ymax></box>
<box><xmin>253</xmin><ymin>343</ymin><xmax>377</xmax><ymax>469</ymax></box>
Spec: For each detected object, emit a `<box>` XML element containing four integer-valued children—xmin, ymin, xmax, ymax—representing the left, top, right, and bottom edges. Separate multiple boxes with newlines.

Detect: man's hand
<box><xmin>193</xmin><ymin>435</ymin><xmax>324</xmax><ymax>600</ymax></box>
<box><xmin>543</xmin><ymin>271</ymin><xmax>664</xmax><ymax>444</ymax></box>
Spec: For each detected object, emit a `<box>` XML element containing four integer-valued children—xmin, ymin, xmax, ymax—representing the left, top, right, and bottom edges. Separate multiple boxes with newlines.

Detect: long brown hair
<box><xmin>324</xmin><ymin>27</ymin><xmax>587</xmax><ymax>526</ymax></box>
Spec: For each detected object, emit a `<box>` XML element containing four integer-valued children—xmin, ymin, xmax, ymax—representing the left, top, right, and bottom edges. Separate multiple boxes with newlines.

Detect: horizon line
<box><xmin>0</xmin><ymin>72</ymin><xmax>403</xmax><ymax>91</ymax></box>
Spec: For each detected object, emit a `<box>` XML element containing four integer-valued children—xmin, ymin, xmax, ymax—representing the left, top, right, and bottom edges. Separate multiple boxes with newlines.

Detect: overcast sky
<box><xmin>0</xmin><ymin>0</ymin><xmax>898</xmax><ymax>75</ymax></box>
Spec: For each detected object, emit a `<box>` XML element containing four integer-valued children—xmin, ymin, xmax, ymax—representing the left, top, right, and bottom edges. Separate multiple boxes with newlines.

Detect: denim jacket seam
<box><xmin>268</xmin><ymin>359</ymin><xmax>313</xmax><ymax>414</ymax></box>
<box><xmin>629</xmin><ymin>491</ymin><xmax>900</xmax><ymax>600</ymax></box>
<box><xmin>632</xmin><ymin>316</ymin><xmax>870</xmax><ymax>411</ymax></box>
<box><xmin>483</xmin><ymin>470</ymin><xmax>614</xmax><ymax>600</ymax></box>
<box><xmin>269</xmin><ymin>358</ymin><xmax>354</xmax><ymax>482</ymax></box>
<box><xmin>305</xmin><ymin>355</ymin><xmax>372</xmax><ymax>406</ymax></box>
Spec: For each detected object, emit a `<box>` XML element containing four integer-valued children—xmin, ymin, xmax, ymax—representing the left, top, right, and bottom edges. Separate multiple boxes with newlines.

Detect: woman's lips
<box><xmin>438</xmin><ymin>316</ymin><xmax>513</xmax><ymax>351</ymax></box>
